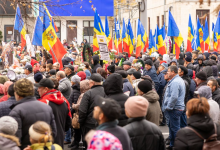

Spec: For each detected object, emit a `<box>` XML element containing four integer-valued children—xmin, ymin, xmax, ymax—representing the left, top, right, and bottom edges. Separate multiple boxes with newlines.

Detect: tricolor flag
<box><xmin>197</xmin><ymin>17</ymin><xmax>204</xmax><ymax>52</ymax></box>
<box><xmin>93</xmin><ymin>9</ymin><xmax>105</xmax><ymax>52</ymax></box>
<box><xmin>43</xmin><ymin>4</ymin><xmax>58</xmax><ymax>32</ymax></box>
<box><xmin>105</xmin><ymin>16</ymin><xmax>112</xmax><ymax>50</ymax></box>
<box><xmin>140</xmin><ymin>21</ymin><xmax>148</xmax><ymax>53</ymax></box>
<box><xmin>32</xmin><ymin>16</ymin><xmax>43</xmax><ymax>46</ymax></box>
<box><xmin>136</xmin><ymin>20</ymin><xmax>142</xmax><ymax>57</ymax></box>
<box><xmin>187</xmin><ymin>14</ymin><xmax>194</xmax><ymax>52</ymax></box>
<box><xmin>42</xmin><ymin>9</ymin><xmax>67</xmax><ymax>69</ymax></box>
<box><xmin>212</xmin><ymin>23</ymin><xmax>218</xmax><ymax>52</ymax></box>
<box><xmin>14</xmin><ymin>5</ymin><xmax>26</xmax><ymax>51</ymax></box>
<box><xmin>214</xmin><ymin>11</ymin><xmax>220</xmax><ymax>52</ymax></box>
<box><xmin>122</xmin><ymin>19</ymin><xmax>129</xmax><ymax>56</ymax></box>
<box><xmin>149</xmin><ymin>29</ymin><xmax>157</xmax><ymax>55</ymax></box>
<box><xmin>156</xmin><ymin>25</ymin><xmax>166</xmax><ymax>55</ymax></box>
<box><xmin>203</xmin><ymin>18</ymin><xmax>210</xmax><ymax>52</ymax></box>
<box><xmin>167</xmin><ymin>11</ymin><xmax>183</xmax><ymax>59</ymax></box>
<box><xmin>127</xmin><ymin>19</ymin><xmax>135</xmax><ymax>54</ymax></box>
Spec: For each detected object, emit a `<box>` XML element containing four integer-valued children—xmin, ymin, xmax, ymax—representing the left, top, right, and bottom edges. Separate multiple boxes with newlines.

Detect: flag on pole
<box><xmin>105</xmin><ymin>16</ymin><xmax>112</xmax><ymax>50</ymax></box>
<box><xmin>214</xmin><ymin>11</ymin><xmax>220</xmax><ymax>52</ymax></box>
<box><xmin>156</xmin><ymin>25</ymin><xmax>166</xmax><ymax>55</ymax></box>
<box><xmin>187</xmin><ymin>14</ymin><xmax>194</xmax><ymax>52</ymax></box>
<box><xmin>161</xmin><ymin>23</ymin><xmax>166</xmax><ymax>41</ymax></box>
<box><xmin>140</xmin><ymin>22</ymin><xmax>148</xmax><ymax>53</ymax></box>
<box><xmin>136</xmin><ymin>20</ymin><xmax>142</xmax><ymax>57</ymax></box>
<box><xmin>93</xmin><ymin>9</ymin><xmax>105</xmax><ymax>52</ymax></box>
<box><xmin>42</xmin><ymin>9</ymin><xmax>67</xmax><ymax>69</ymax></box>
<box><xmin>212</xmin><ymin>23</ymin><xmax>218</xmax><ymax>52</ymax></box>
<box><xmin>203</xmin><ymin>18</ymin><xmax>210</xmax><ymax>52</ymax></box>
<box><xmin>122</xmin><ymin>19</ymin><xmax>129</xmax><ymax>56</ymax></box>
<box><xmin>114</xmin><ymin>20</ymin><xmax>122</xmax><ymax>53</ymax></box>
<box><xmin>32</xmin><ymin>16</ymin><xmax>43</xmax><ymax>46</ymax></box>
<box><xmin>127</xmin><ymin>19</ymin><xmax>135</xmax><ymax>54</ymax></box>
<box><xmin>149</xmin><ymin>29</ymin><xmax>157</xmax><ymax>55</ymax></box>
<box><xmin>14</xmin><ymin>4</ymin><xmax>26</xmax><ymax>51</ymax></box>
<box><xmin>197</xmin><ymin>17</ymin><xmax>204</xmax><ymax>52</ymax></box>
<box><xmin>167</xmin><ymin>11</ymin><xmax>183</xmax><ymax>59</ymax></box>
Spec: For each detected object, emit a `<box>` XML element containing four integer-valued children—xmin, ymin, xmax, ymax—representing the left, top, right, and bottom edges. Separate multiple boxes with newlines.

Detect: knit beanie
<box><xmin>0</xmin><ymin>116</ymin><xmax>18</xmax><ymax>135</ymax></box>
<box><xmin>71</xmin><ymin>75</ymin><xmax>81</xmax><ymax>83</ymax></box>
<box><xmin>132</xmin><ymin>71</ymin><xmax>141</xmax><ymax>79</ymax></box>
<box><xmin>125</xmin><ymin>96</ymin><xmax>149</xmax><ymax>118</ymax></box>
<box><xmin>77</xmin><ymin>71</ymin><xmax>86</xmax><ymax>81</ymax></box>
<box><xmin>138</xmin><ymin>80</ymin><xmax>152</xmax><ymax>93</ymax></box>
<box><xmin>14</xmin><ymin>78</ymin><xmax>34</xmax><ymax>97</ymax></box>
<box><xmin>196</xmin><ymin>71</ymin><xmax>207</xmax><ymax>81</ymax></box>
<box><xmin>185</xmin><ymin>55</ymin><xmax>192</xmax><ymax>62</ymax></box>
<box><xmin>107</xmin><ymin>65</ymin><xmax>115</xmax><ymax>73</ymax></box>
<box><xmin>145</xmin><ymin>59</ymin><xmax>153</xmax><ymax>66</ymax></box>
<box><xmin>34</xmin><ymin>72</ymin><xmax>43</xmax><ymax>83</ymax></box>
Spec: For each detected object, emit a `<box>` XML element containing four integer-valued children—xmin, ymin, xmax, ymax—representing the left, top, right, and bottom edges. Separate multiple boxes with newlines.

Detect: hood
<box><xmin>203</xmin><ymin>52</ymin><xmax>209</xmax><ymax>60</ymax></box>
<box><xmin>103</xmin><ymin>73</ymin><xmax>123</xmax><ymax>95</ymax></box>
<box><xmin>179</xmin><ymin>53</ymin><xmax>184</xmax><ymax>59</ymax></box>
<box><xmin>210</xmin><ymin>59</ymin><xmax>217</xmax><ymax>65</ymax></box>
<box><xmin>142</xmin><ymin>90</ymin><xmax>159</xmax><ymax>103</ymax></box>
<box><xmin>92</xmin><ymin>55</ymin><xmax>100</xmax><ymax>66</ymax></box>
<box><xmin>202</xmin><ymin>66</ymin><xmax>213</xmax><ymax>77</ymax></box>
<box><xmin>72</xmin><ymin>83</ymin><xmax>80</xmax><ymax>91</ymax></box>
<box><xmin>197</xmin><ymin>55</ymin><xmax>204</xmax><ymax>61</ymax></box>
<box><xmin>170</xmin><ymin>59</ymin><xmax>178</xmax><ymax>65</ymax></box>
<box><xmin>187</xmin><ymin>69</ymin><xmax>193</xmax><ymax>79</ymax></box>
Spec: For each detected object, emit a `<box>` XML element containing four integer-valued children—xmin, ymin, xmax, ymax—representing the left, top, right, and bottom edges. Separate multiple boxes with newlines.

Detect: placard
<box><xmin>8</xmin><ymin>31</ymin><xmax>12</xmax><ymax>35</ymax></box>
<box><xmin>97</xmin><ymin>35</ymin><xmax>110</xmax><ymax>61</ymax></box>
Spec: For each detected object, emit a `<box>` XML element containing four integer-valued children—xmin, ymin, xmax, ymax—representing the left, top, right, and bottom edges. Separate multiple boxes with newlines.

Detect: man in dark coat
<box><xmin>194</xmin><ymin>71</ymin><xmax>207</xmax><ymax>98</ymax></box>
<box><xmin>79</xmin><ymin>73</ymin><xmax>106</xmax><ymax>149</ymax></box>
<box><xmin>207</xmin><ymin>79</ymin><xmax>220</xmax><ymax>107</ymax></box>
<box><xmin>184</xmin><ymin>55</ymin><xmax>194</xmax><ymax>70</ymax></box>
<box><xmin>94</xmin><ymin>97</ymin><xmax>133</xmax><ymax>150</ymax></box>
<box><xmin>9</xmin><ymin>78</ymin><xmax>57</xmax><ymax>150</ymax></box>
<box><xmin>124</xmin><ymin>96</ymin><xmax>165</xmax><ymax>150</ymax></box>
<box><xmin>187</xmin><ymin>69</ymin><xmax>196</xmax><ymax>100</ymax></box>
<box><xmin>91</xmin><ymin>55</ymin><xmax>102</xmax><ymax>73</ymax></box>
<box><xmin>194</xmin><ymin>55</ymin><xmax>204</xmax><ymax>74</ymax></box>
<box><xmin>103</xmin><ymin>73</ymin><xmax>129</xmax><ymax>126</ymax></box>
<box><xmin>64</xmin><ymin>64</ymin><xmax>75</xmax><ymax>81</ymax></box>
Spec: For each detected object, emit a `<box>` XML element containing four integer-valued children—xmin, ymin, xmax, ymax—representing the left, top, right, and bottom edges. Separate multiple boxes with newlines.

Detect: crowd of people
<box><xmin>1</xmin><ymin>39</ymin><xmax>220</xmax><ymax>150</ymax></box>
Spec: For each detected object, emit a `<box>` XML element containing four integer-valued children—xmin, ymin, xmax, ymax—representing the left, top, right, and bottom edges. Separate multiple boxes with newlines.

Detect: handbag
<box><xmin>72</xmin><ymin>110</ymin><xmax>80</xmax><ymax>129</ymax></box>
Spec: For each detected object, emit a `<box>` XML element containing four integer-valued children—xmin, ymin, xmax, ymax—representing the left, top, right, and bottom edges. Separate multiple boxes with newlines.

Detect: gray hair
<box><xmin>169</xmin><ymin>65</ymin><xmax>178</xmax><ymax>74</ymax></box>
<box><xmin>56</xmin><ymin>71</ymin><xmax>66</xmax><ymax>78</ymax></box>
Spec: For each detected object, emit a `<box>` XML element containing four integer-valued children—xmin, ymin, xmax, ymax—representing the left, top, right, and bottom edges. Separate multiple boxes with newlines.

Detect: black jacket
<box><xmin>68</xmin><ymin>83</ymin><xmax>81</xmax><ymax>107</ymax></box>
<box><xmin>103</xmin><ymin>73</ymin><xmax>129</xmax><ymax>126</ymax></box>
<box><xmin>186</xmin><ymin>63</ymin><xmax>194</xmax><ymax>70</ymax></box>
<box><xmin>79</xmin><ymin>85</ymin><xmax>105</xmax><ymax>128</ymax></box>
<box><xmin>181</xmin><ymin>75</ymin><xmax>191</xmax><ymax>104</ymax></box>
<box><xmin>212</xmin><ymin>88</ymin><xmax>220</xmax><ymax>107</ymax></box>
<box><xmin>153</xmin><ymin>59</ymin><xmax>160</xmax><ymax>71</ymax></box>
<box><xmin>66</xmin><ymin>72</ymin><xmax>75</xmax><ymax>81</ymax></box>
<box><xmin>124</xmin><ymin>117</ymin><xmax>165</xmax><ymax>150</ymax></box>
<box><xmin>9</xmin><ymin>96</ymin><xmax>57</xmax><ymax>149</ymax></box>
<box><xmin>194</xmin><ymin>81</ymin><xmax>207</xmax><ymax>98</ymax></box>
<box><xmin>174</xmin><ymin>114</ymin><xmax>220</xmax><ymax>150</ymax></box>
<box><xmin>178</xmin><ymin>53</ymin><xmax>184</xmax><ymax>66</ymax></box>
<box><xmin>92</xmin><ymin>55</ymin><xmax>102</xmax><ymax>73</ymax></box>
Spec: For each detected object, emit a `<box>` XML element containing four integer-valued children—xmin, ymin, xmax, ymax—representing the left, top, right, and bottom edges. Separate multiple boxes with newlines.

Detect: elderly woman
<box><xmin>174</xmin><ymin>98</ymin><xmax>220</xmax><ymax>150</ymax></box>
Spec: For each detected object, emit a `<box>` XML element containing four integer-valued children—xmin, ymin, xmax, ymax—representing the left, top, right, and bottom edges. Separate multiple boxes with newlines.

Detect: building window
<box><xmin>83</xmin><ymin>21</ymin><xmax>94</xmax><ymax>44</ymax></box>
<box><xmin>196</xmin><ymin>10</ymin><xmax>210</xmax><ymax>32</ymax></box>
<box><xmin>157</xmin><ymin>16</ymin><xmax>159</xmax><ymax>28</ymax></box>
<box><xmin>54</xmin><ymin>20</ymin><xmax>61</xmax><ymax>40</ymax></box>
<box><xmin>67</xmin><ymin>20</ymin><xmax>77</xmax><ymax>44</ymax></box>
<box><xmin>148</xmin><ymin>17</ymin><xmax>150</xmax><ymax>36</ymax></box>
<box><xmin>161</xmin><ymin>15</ymin><xmax>164</xmax><ymax>27</ymax></box>
<box><xmin>4</xmin><ymin>25</ymin><xmax>20</xmax><ymax>43</ymax></box>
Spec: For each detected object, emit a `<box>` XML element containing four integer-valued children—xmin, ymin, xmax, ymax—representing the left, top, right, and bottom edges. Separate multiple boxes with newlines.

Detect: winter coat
<box><xmin>79</xmin><ymin>85</ymin><xmax>105</xmax><ymax>128</ymax></box>
<box><xmin>92</xmin><ymin>55</ymin><xmax>102</xmax><ymax>73</ymax></box>
<box><xmin>103</xmin><ymin>73</ymin><xmax>129</xmax><ymax>126</ymax></box>
<box><xmin>123</xmin><ymin>78</ymin><xmax>135</xmax><ymax>96</ymax></box>
<box><xmin>178</xmin><ymin>53</ymin><xmax>184</xmax><ymax>66</ymax></box>
<box><xmin>58</xmin><ymin>77</ymin><xmax>72</xmax><ymax>100</ymax></box>
<box><xmin>142</xmin><ymin>90</ymin><xmax>161</xmax><ymax>126</ymax></box>
<box><xmin>207</xmin><ymin>98</ymin><xmax>220</xmax><ymax>124</ymax></box>
<box><xmin>174</xmin><ymin>114</ymin><xmax>220</xmax><ymax>150</ymax></box>
<box><xmin>0</xmin><ymin>133</ymin><xmax>20</xmax><ymax>150</ymax></box>
<box><xmin>26</xmin><ymin>73</ymin><xmax>35</xmax><ymax>83</ymax></box>
<box><xmin>143</xmin><ymin>68</ymin><xmax>160</xmax><ymax>90</ymax></box>
<box><xmin>0</xmin><ymin>96</ymin><xmax>16</xmax><ymax>118</ymax></box>
<box><xmin>66</xmin><ymin>72</ymin><xmax>75</xmax><ymax>81</ymax></box>
<box><xmin>181</xmin><ymin>75</ymin><xmax>191</xmax><ymax>104</ymax></box>
<box><xmin>153</xmin><ymin>59</ymin><xmax>160</xmax><ymax>71</ymax></box>
<box><xmin>194</xmin><ymin>64</ymin><xmax>203</xmax><ymax>74</ymax></box>
<box><xmin>68</xmin><ymin>83</ymin><xmax>80</xmax><ymax>107</ymax></box>
<box><xmin>124</xmin><ymin>117</ymin><xmax>165</xmax><ymax>150</ymax></box>
<box><xmin>30</xmin><ymin>142</ymin><xmax>62</xmax><ymax>150</ymax></box>
<box><xmin>186</xmin><ymin>63</ymin><xmax>194</xmax><ymax>70</ymax></box>
<box><xmin>202</xmin><ymin>66</ymin><xmax>215</xmax><ymax>80</ymax></box>
<box><xmin>212</xmin><ymin>65</ymin><xmax>218</xmax><ymax>78</ymax></box>
<box><xmin>34</xmin><ymin>86</ymin><xmax>40</xmax><ymax>99</ymax></box>
<box><xmin>194</xmin><ymin>81</ymin><xmax>207</xmax><ymax>98</ymax></box>
<box><xmin>9</xmin><ymin>96</ymin><xmax>57</xmax><ymax>150</ymax></box>
<box><xmin>39</xmin><ymin>90</ymin><xmax>71</xmax><ymax>148</ymax></box>
<box><xmin>162</xmin><ymin>75</ymin><xmax>185</xmax><ymax>112</ymax></box>
<box><xmin>132</xmin><ymin>79</ymin><xmax>142</xmax><ymax>95</ymax></box>
<box><xmin>212</xmin><ymin>88</ymin><xmax>220</xmax><ymax>107</ymax></box>
<box><xmin>157</xmin><ymin>69</ymin><xmax>167</xmax><ymax>104</ymax></box>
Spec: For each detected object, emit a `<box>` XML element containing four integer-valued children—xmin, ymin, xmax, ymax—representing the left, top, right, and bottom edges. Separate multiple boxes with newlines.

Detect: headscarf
<box><xmin>3</xmin><ymin>81</ymin><xmax>13</xmax><ymax>95</ymax></box>
<box><xmin>163</xmin><ymin>54</ymin><xmax>171</xmax><ymax>64</ymax></box>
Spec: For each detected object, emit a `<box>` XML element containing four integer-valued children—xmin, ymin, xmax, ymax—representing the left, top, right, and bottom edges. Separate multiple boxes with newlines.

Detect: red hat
<box><xmin>160</xmin><ymin>61</ymin><xmax>167</xmax><ymax>64</ymax></box>
<box><xmin>77</xmin><ymin>71</ymin><xmax>86</xmax><ymax>81</ymax></box>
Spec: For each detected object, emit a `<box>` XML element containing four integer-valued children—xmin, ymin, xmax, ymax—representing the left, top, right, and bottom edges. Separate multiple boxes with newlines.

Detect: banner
<box><xmin>97</xmin><ymin>35</ymin><xmax>110</xmax><ymax>61</ymax></box>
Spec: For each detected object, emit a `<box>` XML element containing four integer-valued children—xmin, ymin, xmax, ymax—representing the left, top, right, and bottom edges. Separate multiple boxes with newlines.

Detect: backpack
<box><xmin>186</xmin><ymin>124</ymin><xmax>220</xmax><ymax>150</ymax></box>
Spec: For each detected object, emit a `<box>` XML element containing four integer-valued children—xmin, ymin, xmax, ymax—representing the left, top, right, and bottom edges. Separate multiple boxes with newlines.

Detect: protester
<box><xmin>170</xmin><ymin>59</ymin><xmax>178</xmax><ymax>66</ymax></box>
<box><xmin>123</xmin><ymin>61</ymin><xmax>132</xmax><ymax>71</ymax></box>
<box><xmin>187</xmin><ymin>69</ymin><xmax>196</xmax><ymax>100</ymax></box>
<box><xmin>9</xmin><ymin>78</ymin><xmax>57</xmax><ymax>149</ymax></box>
<box><xmin>124</xmin><ymin>96</ymin><xmax>165</xmax><ymax>150</ymax></box>
<box><xmin>64</xmin><ymin>64</ymin><xmax>75</xmax><ymax>81</ymax></box>
<box><xmin>94</xmin><ymin>97</ymin><xmax>133</xmax><ymax>150</ymax></box>
<box><xmin>207</xmin><ymin>79</ymin><xmax>220</xmax><ymax>106</ymax></box>
<box><xmin>48</xmin><ymin>69</ymin><xmax>56</xmax><ymax>79</ymax></box>
<box><xmin>24</xmin><ymin>65</ymin><xmax>35</xmax><ymax>83</ymax></box>
<box><xmin>69</xmin><ymin>75</ymin><xmax>81</xmax><ymax>107</ymax></box>
<box><xmin>131</xmin><ymin>71</ymin><xmax>142</xmax><ymax>94</ymax></box>
<box><xmin>194</xmin><ymin>71</ymin><xmax>207</xmax><ymax>97</ymax></box>
<box><xmin>91</xmin><ymin>55</ymin><xmax>102</xmax><ymax>73</ymax></box>
<box><xmin>194</xmin><ymin>55</ymin><xmax>204</xmax><ymax>73</ymax></box>
<box><xmin>34</xmin><ymin>72</ymin><xmax>43</xmax><ymax>99</ymax></box>
<box><xmin>83</xmin><ymin>62</ymin><xmax>92</xmax><ymax>78</ymax></box>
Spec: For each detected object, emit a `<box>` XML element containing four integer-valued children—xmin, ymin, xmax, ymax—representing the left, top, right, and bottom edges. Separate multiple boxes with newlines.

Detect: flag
<box><xmin>187</xmin><ymin>14</ymin><xmax>194</xmax><ymax>52</ymax></box>
<box><xmin>43</xmin><ymin>4</ymin><xmax>58</xmax><ymax>32</ymax></box>
<box><xmin>214</xmin><ymin>11</ymin><xmax>220</xmax><ymax>52</ymax></box>
<box><xmin>203</xmin><ymin>18</ymin><xmax>210</xmax><ymax>52</ymax></box>
<box><xmin>32</xmin><ymin>16</ymin><xmax>43</xmax><ymax>46</ymax></box>
<box><xmin>136</xmin><ymin>20</ymin><xmax>142</xmax><ymax>57</ymax></box>
<box><xmin>93</xmin><ymin>9</ymin><xmax>105</xmax><ymax>52</ymax></box>
<box><xmin>114</xmin><ymin>20</ymin><xmax>122</xmax><ymax>53</ymax></box>
<box><xmin>156</xmin><ymin>25</ymin><xmax>166</xmax><ymax>55</ymax></box>
<box><xmin>197</xmin><ymin>17</ymin><xmax>204</xmax><ymax>52</ymax></box>
<box><xmin>161</xmin><ymin>23</ymin><xmax>166</xmax><ymax>41</ymax></box>
<box><xmin>167</xmin><ymin>11</ymin><xmax>183</xmax><ymax>59</ymax></box>
<box><xmin>149</xmin><ymin>29</ymin><xmax>156</xmax><ymax>55</ymax></box>
<box><xmin>140</xmin><ymin>21</ymin><xmax>148</xmax><ymax>53</ymax></box>
<box><xmin>122</xmin><ymin>19</ymin><xmax>129</xmax><ymax>56</ymax></box>
<box><xmin>105</xmin><ymin>16</ymin><xmax>112</xmax><ymax>50</ymax></box>
<box><xmin>127</xmin><ymin>19</ymin><xmax>134</xmax><ymax>54</ymax></box>
<box><xmin>213</xmin><ymin>23</ymin><xmax>218</xmax><ymax>52</ymax></box>
<box><xmin>42</xmin><ymin>9</ymin><xmax>67</xmax><ymax>69</ymax></box>
<box><xmin>14</xmin><ymin>5</ymin><xmax>26</xmax><ymax>51</ymax></box>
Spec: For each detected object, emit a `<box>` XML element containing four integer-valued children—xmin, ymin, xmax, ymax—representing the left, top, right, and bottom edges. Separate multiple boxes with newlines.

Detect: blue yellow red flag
<box><xmin>127</xmin><ymin>19</ymin><xmax>134</xmax><ymax>54</ymax></box>
<box><xmin>197</xmin><ymin>17</ymin><xmax>204</xmax><ymax>52</ymax></box>
<box><xmin>122</xmin><ymin>19</ymin><xmax>129</xmax><ymax>56</ymax></box>
<box><xmin>156</xmin><ymin>25</ymin><xmax>166</xmax><ymax>55</ymax></box>
<box><xmin>136</xmin><ymin>20</ymin><xmax>142</xmax><ymax>57</ymax></box>
<box><xmin>149</xmin><ymin>29</ymin><xmax>156</xmax><ymax>55</ymax></box>
<box><xmin>187</xmin><ymin>14</ymin><xmax>194</xmax><ymax>52</ymax></box>
<box><xmin>203</xmin><ymin>18</ymin><xmax>210</xmax><ymax>52</ymax></box>
<box><xmin>105</xmin><ymin>16</ymin><xmax>112</xmax><ymax>50</ymax></box>
<box><xmin>214</xmin><ymin>11</ymin><xmax>220</xmax><ymax>52</ymax></box>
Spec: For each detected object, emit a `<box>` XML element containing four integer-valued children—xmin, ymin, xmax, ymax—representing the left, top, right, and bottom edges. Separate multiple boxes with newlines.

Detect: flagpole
<box><xmin>48</xmin><ymin>42</ymin><xmax>58</xmax><ymax>62</ymax></box>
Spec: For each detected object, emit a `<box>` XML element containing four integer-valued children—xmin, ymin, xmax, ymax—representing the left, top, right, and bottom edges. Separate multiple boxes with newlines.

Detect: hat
<box><xmin>35</xmin><ymin>78</ymin><xmax>54</xmax><ymax>89</ymax></box>
<box><xmin>125</xmin><ymin>96</ymin><xmax>149</xmax><ymax>118</ymax></box>
<box><xmin>150</xmin><ymin>52</ymin><xmax>159</xmax><ymax>59</ymax></box>
<box><xmin>71</xmin><ymin>75</ymin><xmax>81</xmax><ymax>83</ymax></box>
<box><xmin>0</xmin><ymin>76</ymin><xmax>8</xmax><ymax>84</ymax></box>
<box><xmin>145</xmin><ymin>59</ymin><xmax>153</xmax><ymax>66</ymax></box>
<box><xmin>122</xmin><ymin>61</ymin><xmax>132</xmax><ymax>66</ymax></box>
<box><xmin>132</xmin><ymin>71</ymin><xmax>141</xmax><ymax>79</ymax></box>
<box><xmin>24</xmin><ymin>65</ymin><xmax>33</xmax><ymax>72</ymax></box>
<box><xmin>127</xmin><ymin>68</ymin><xmax>136</xmax><ymax>75</ymax></box>
<box><xmin>46</xmin><ymin>59</ymin><xmax>53</xmax><ymax>64</ymax></box>
<box><xmin>210</xmin><ymin>56</ymin><xmax>217</xmax><ymax>61</ymax></box>
<box><xmin>194</xmin><ymin>86</ymin><xmax>212</xmax><ymax>99</ymax></box>
<box><xmin>95</xmin><ymin>97</ymin><xmax>121</xmax><ymax>121</ymax></box>
<box><xmin>77</xmin><ymin>71</ymin><xmax>86</xmax><ymax>81</ymax></box>
<box><xmin>196</xmin><ymin>71</ymin><xmax>207</xmax><ymax>81</ymax></box>
<box><xmin>185</xmin><ymin>55</ymin><xmax>192</xmax><ymax>62</ymax></box>
<box><xmin>161</xmin><ymin>63</ymin><xmax>168</xmax><ymax>69</ymax></box>
<box><xmin>0</xmin><ymin>116</ymin><xmax>18</xmax><ymax>135</ymax></box>
<box><xmin>138</xmin><ymin>80</ymin><xmax>152</xmax><ymax>93</ymax></box>
<box><xmin>90</xmin><ymin>73</ymin><xmax>102</xmax><ymax>82</ymax></box>
<box><xmin>107</xmin><ymin>64</ymin><xmax>115</xmax><ymax>73</ymax></box>
<box><xmin>160</xmin><ymin>61</ymin><xmax>167</xmax><ymax>64</ymax></box>
<box><xmin>34</xmin><ymin>73</ymin><xmax>43</xmax><ymax>83</ymax></box>
<box><xmin>179</xmin><ymin>65</ymin><xmax>188</xmax><ymax>75</ymax></box>
<box><xmin>49</xmin><ymin>69</ymin><xmax>56</xmax><ymax>75</ymax></box>
<box><xmin>116</xmin><ymin>70</ymin><xmax>128</xmax><ymax>78</ymax></box>
<box><xmin>14</xmin><ymin>78</ymin><xmax>34</xmax><ymax>97</ymax></box>
<box><xmin>212</xmin><ymin>52</ymin><xmax>218</xmax><ymax>56</ymax></box>
<box><xmin>64</xmin><ymin>65</ymin><xmax>74</xmax><ymax>71</ymax></box>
